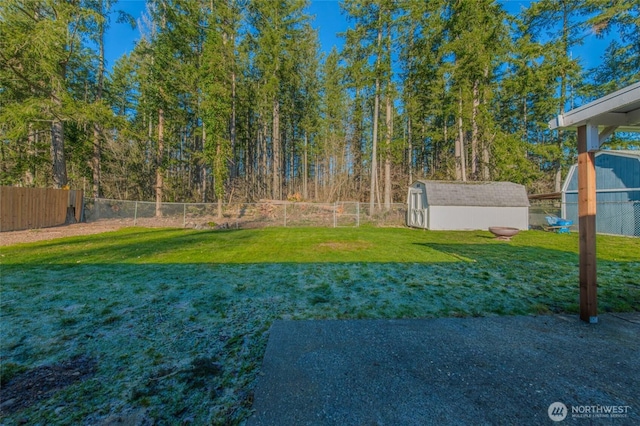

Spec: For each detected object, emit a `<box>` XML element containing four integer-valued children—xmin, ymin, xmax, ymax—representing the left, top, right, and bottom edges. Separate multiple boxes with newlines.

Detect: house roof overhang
<box><xmin>548</xmin><ymin>81</ymin><xmax>640</xmax><ymax>152</ymax></box>
<box><xmin>549</xmin><ymin>81</ymin><xmax>640</xmax><ymax>134</ymax></box>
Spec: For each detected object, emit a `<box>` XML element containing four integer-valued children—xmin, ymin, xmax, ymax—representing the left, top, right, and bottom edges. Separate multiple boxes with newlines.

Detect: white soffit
<box><xmin>549</xmin><ymin>81</ymin><xmax>640</xmax><ymax>133</ymax></box>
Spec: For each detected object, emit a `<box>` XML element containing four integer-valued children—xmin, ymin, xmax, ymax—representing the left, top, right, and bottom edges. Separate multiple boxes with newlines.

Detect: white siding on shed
<box><xmin>428</xmin><ymin>206</ymin><xmax>529</xmax><ymax>230</ymax></box>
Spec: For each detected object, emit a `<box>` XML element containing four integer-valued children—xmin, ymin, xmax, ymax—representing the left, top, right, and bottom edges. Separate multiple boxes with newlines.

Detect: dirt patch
<box><xmin>316</xmin><ymin>241</ymin><xmax>373</xmax><ymax>251</ymax></box>
<box><xmin>0</xmin><ymin>218</ymin><xmax>243</xmax><ymax>247</ymax></box>
<box><xmin>0</xmin><ymin>220</ymin><xmax>132</xmax><ymax>247</ymax></box>
<box><xmin>91</xmin><ymin>407</ymin><xmax>153</xmax><ymax>426</ymax></box>
<box><xmin>0</xmin><ymin>355</ymin><xmax>97</xmax><ymax>415</ymax></box>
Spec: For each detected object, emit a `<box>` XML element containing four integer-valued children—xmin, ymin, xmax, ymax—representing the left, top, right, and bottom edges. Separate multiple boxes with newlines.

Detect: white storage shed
<box><xmin>407</xmin><ymin>180</ymin><xmax>529</xmax><ymax>231</ymax></box>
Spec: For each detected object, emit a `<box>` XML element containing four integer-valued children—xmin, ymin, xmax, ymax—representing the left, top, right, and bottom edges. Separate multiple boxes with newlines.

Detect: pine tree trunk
<box><xmin>92</xmin><ymin>125</ymin><xmax>102</xmax><ymax>197</ymax></box>
<box><xmin>482</xmin><ymin>137</ymin><xmax>491</xmax><ymax>181</ymax></box>
<box><xmin>50</xmin><ymin>119</ymin><xmax>67</xmax><ymax>188</ymax></box>
<box><xmin>377</xmin><ymin>156</ymin><xmax>383</xmax><ymax>208</ymax></box>
<box><xmin>370</xmin><ymin>86</ymin><xmax>379</xmax><ymax>214</ymax></box>
<box><xmin>324</xmin><ymin>151</ymin><xmax>330</xmax><ymax>200</ymax></box>
<box><xmin>202</xmin><ymin>124</ymin><xmax>207</xmax><ymax>202</ymax></box>
<box><xmin>216</xmin><ymin>133</ymin><xmax>223</xmax><ymax>219</ymax></box>
<box><xmin>441</xmin><ymin>117</ymin><xmax>447</xmax><ymax>178</ymax></box>
<box><xmin>229</xmin><ymin>34</ymin><xmax>237</xmax><ymax>180</ymax></box>
<box><xmin>455</xmin><ymin>91</ymin><xmax>466</xmax><ymax>182</ymax></box>
<box><xmin>202</xmin><ymin>168</ymin><xmax>207</xmax><ymax>203</ymax></box>
<box><xmin>384</xmin><ymin>92</ymin><xmax>392</xmax><ymax>210</ymax></box>
<box><xmin>407</xmin><ymin>114</ymin><xmax>412</xmax><ymax>185</ymax></box>
<box><xmin>50</xmin><ymin>74</ymin><xmax>67</xmax><ymax>188</ymax></box>
<box><xmin>303</xmin><ymin>132</ymin><xmax>308</xmax><ymax>199</ymax></box>
<box><xmin>261</xmin><ymin>119</ymin><xmax>268</xmax><ymax>199</ymax></box>
<box><xmin>406</xmin><ymin>24</ymin><xmax>414</xmax><ymax>185</ymax></box>
<box><xmin>481</xmin><ymin>68</ymin><xmax>490</xmax><ymax>181</ymax></box>
<box><xmin>92</xmin><ymin>1</ymin><xmax>105</xmax><ymax>198</ymax></box>
<box><xmin>471</xmin><ymin>80</ymin><xmax>479</xmax><ymax>179</ymax></box>
<box><xmin>455</xmin><ymin>115</ymin><xmax>462</xmax><ymax>180</ymax></box>
<box><xmin>369</xmin><ymin>23</ymin><xmax>382</xmax><ymax>215</ymax></box>
<box><xmin>555</xmin><ymin>164</ymin><xmax>563</xmax><ymax>192</ymax></box>
<box><xmin>460</xmin><ymin>123</ymin><xmax>466</xmax><ymax>183</ymax></box>
<box><xmin>272</xmin><ymin>100</ymin><xmax>280</xmax><ymax>199</ymax></box>
<box><xmin>352</xmin><ymin>88</ymin><xmax>362</xmax><ymax>196</ymax></box>
<box><xmin>156</xmin><ymin>108</ymin><xmax>164</xmax><ymax>217</ymax></box>
<box><xmin>314</xmin><ymin>156</ymin><xmax>319</xmax><ymax>201</ymax></box>
<box><xmin>245</xmin><ymin>111</ymin><xmax>252</xmax><ymax>190</ymax></box>
<box><xmin>25</xmin><ymin>125</ymin><xmax>35</xmax><ymax>186</ymax></box>
<box><xmin>288</xmin><ymin>132</ymin><xmax>295</xmax><ymax>196</ymax></box>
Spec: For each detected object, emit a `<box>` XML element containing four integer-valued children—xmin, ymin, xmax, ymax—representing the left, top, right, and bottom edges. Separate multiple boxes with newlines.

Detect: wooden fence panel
<box><xmin>0</xmin><ymin>187</ymin><xmax>83</xmax><ymax>232</ymax></box>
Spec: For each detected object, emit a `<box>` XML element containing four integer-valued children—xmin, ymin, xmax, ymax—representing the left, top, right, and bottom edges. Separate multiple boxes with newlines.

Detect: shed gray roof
<box><xmin>416</xmin><ymin>181</ymin><xmax>530</xmax><ymax>207</ymax></box>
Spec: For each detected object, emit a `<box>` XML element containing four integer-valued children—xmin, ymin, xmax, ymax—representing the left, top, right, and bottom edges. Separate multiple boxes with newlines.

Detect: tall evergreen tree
<box><xmin>582</xmin><ymin>0</ymin><xmax>640</xmax><ymax>97</ymax></box>
<box><xmin>341</xmin><ymin>0</ymin><xmax>395</xmax><ymax>212</ymax></box>
<box><xmin>0</xmin><ymin>0</ymin><xmax>101</xmax><ymax>188</ymax></box>
<box><xmin>524</xmin><ymin>0</ymin><xmax>589</xmax><ymax>191</ymax></box>
<box><xmin>318</xmin><ymin>48</ymin><xmax>348</xmax><ymax>200</ymax></box>
<box><xmin>247</xmin><ymin>0</ymin><xmax>313</xmax><ymax>200</ymax></box>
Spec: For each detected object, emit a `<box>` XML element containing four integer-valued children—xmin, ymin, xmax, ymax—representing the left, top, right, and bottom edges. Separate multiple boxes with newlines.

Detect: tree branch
<box><xmin>0</xmin><ymin>50</ymin><xmax>54</xmax><ymax>99</ymax></box>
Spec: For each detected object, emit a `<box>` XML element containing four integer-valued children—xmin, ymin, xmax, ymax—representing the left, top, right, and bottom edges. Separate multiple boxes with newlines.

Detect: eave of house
<box><xmin>549</xmin><ymin>81</ymin><xmax>640</xmax><ymax>134</ymax></box>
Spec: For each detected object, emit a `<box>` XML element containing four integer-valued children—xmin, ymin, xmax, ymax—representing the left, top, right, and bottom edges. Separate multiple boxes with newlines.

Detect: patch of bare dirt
<box><xmin>0</xmin><ymin>217</ymin><xmax>256</xmax><ymax>247</ymax></box>
<box><xmin>91</xmin><ymin>407</ymin><xmax>154</xmax><ymax>426</ymax></box>
<box><xmin>0</xmin><ymin>220</ymin><xmax>132</xmax><ymax>247</ymax></box>
<box><xmin>0</xmin><ymin>355</ymin><xmax>97</xmax><ymax>415</ymax></box>
<box><xmin>317</xmin><ymin>241</ymin><xmax>373</xmax><ymax>251</ymax></box>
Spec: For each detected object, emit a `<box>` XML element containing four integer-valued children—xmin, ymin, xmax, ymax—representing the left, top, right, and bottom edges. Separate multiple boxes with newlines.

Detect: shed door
<box><xmin>409</xmin><ymin>188</ymin><xmax>426</xmax><ymax>228</ymax></box>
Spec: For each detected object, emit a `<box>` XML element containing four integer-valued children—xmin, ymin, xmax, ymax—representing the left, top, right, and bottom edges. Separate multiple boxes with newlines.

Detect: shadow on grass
<box><xmin>419</xmin><ymin>242</ymin><xmax>577</xmax><ymax>264</ymax></box>
<box><xmin>1</xmin><ymin>228</ymin><xmax>263</xmax><ymax>267</ymax></box>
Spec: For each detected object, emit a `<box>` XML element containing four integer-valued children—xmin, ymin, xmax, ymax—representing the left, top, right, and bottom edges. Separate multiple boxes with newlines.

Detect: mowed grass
<box><xmin>1</xmin><ymin>227</ymin><xmax>638</xmax><ymax>424</ymax></box>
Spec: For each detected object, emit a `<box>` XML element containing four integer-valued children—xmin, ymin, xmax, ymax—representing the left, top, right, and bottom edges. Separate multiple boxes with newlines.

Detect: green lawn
<box><xmin>1</xmin><ymin>227</ymin><xmax>638</xmax><ymax>424</ymax></box>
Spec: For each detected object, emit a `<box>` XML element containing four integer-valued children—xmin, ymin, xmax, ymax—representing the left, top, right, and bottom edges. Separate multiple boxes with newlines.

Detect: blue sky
<box><xmin>104</xmin><ymin>0</ymin><xmax>349</xmax><ymax>69</ymax></box>
<box><xmin>104</xmin><ymin>0</ymin><xmax>610</xmax><ymax>73</ymax></box>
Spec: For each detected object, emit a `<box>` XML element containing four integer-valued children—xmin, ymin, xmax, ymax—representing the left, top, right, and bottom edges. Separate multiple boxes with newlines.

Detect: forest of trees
<box><xmin>1</xmin><ymin>0</ymin><xmax>639</xmax><ymax>213</ymax></box>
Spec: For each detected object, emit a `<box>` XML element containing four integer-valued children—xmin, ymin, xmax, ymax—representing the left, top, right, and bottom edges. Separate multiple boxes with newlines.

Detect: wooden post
<box><xmin>577</xmin><ymin>125</ymin><xmax>598</xmax><ymax>323</ymax></box>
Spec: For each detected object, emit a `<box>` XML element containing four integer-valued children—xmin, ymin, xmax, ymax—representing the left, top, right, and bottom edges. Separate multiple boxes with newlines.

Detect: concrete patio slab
<box><xmin>249</xmin><ymin>314</ymin><xmax>639</xmax><ymax>425</ymax></box>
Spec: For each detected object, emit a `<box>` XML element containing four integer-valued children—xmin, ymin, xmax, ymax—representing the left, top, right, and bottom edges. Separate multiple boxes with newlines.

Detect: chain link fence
<box><xmin>528</xmin><ymin>200</ymin><xmax>562</xmax><ymax>230</ymax></box>
<box><xmin>530</xmin><ymin>199</ymin><xmax>640</xmax><ymax>237</ymax></box>
<box><xmin>564</xmin><ymin>201</ymin><xmax>640</xmax><ymax>237</ymax></box>
<box><xmin>84</xmin><ymin>198</ymin><xmax>408</xmax><ymax>229</ymax></box>
<box><xmin>84</xmin><ymin>198</ymin><xmax>640</xmax><ymax>236</ymax></box>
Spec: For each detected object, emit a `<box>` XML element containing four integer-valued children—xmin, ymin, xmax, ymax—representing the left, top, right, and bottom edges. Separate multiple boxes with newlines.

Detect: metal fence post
<box><xmin>284</xmin><ymin>202</ymin><xmax>287</xmax><ymax>227</ymax></box>
<box><xmin>333</xmin><ymin>202</ymin><xmax>337</xmax><ymax>228</ymax></box>
<box><xmin>183</xmin><ymin>203</ymin><xmax>186</xmax><ymax>227</ymax></box>
<box><xmin>356</xmin><ymin>202</ymin><xmax>360</xmax><ymax>227</ymax></box>
<box><xmin>134</xmin><ymin>201</ymin><xmax>138</xmax><ymax>226</ymax></box>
